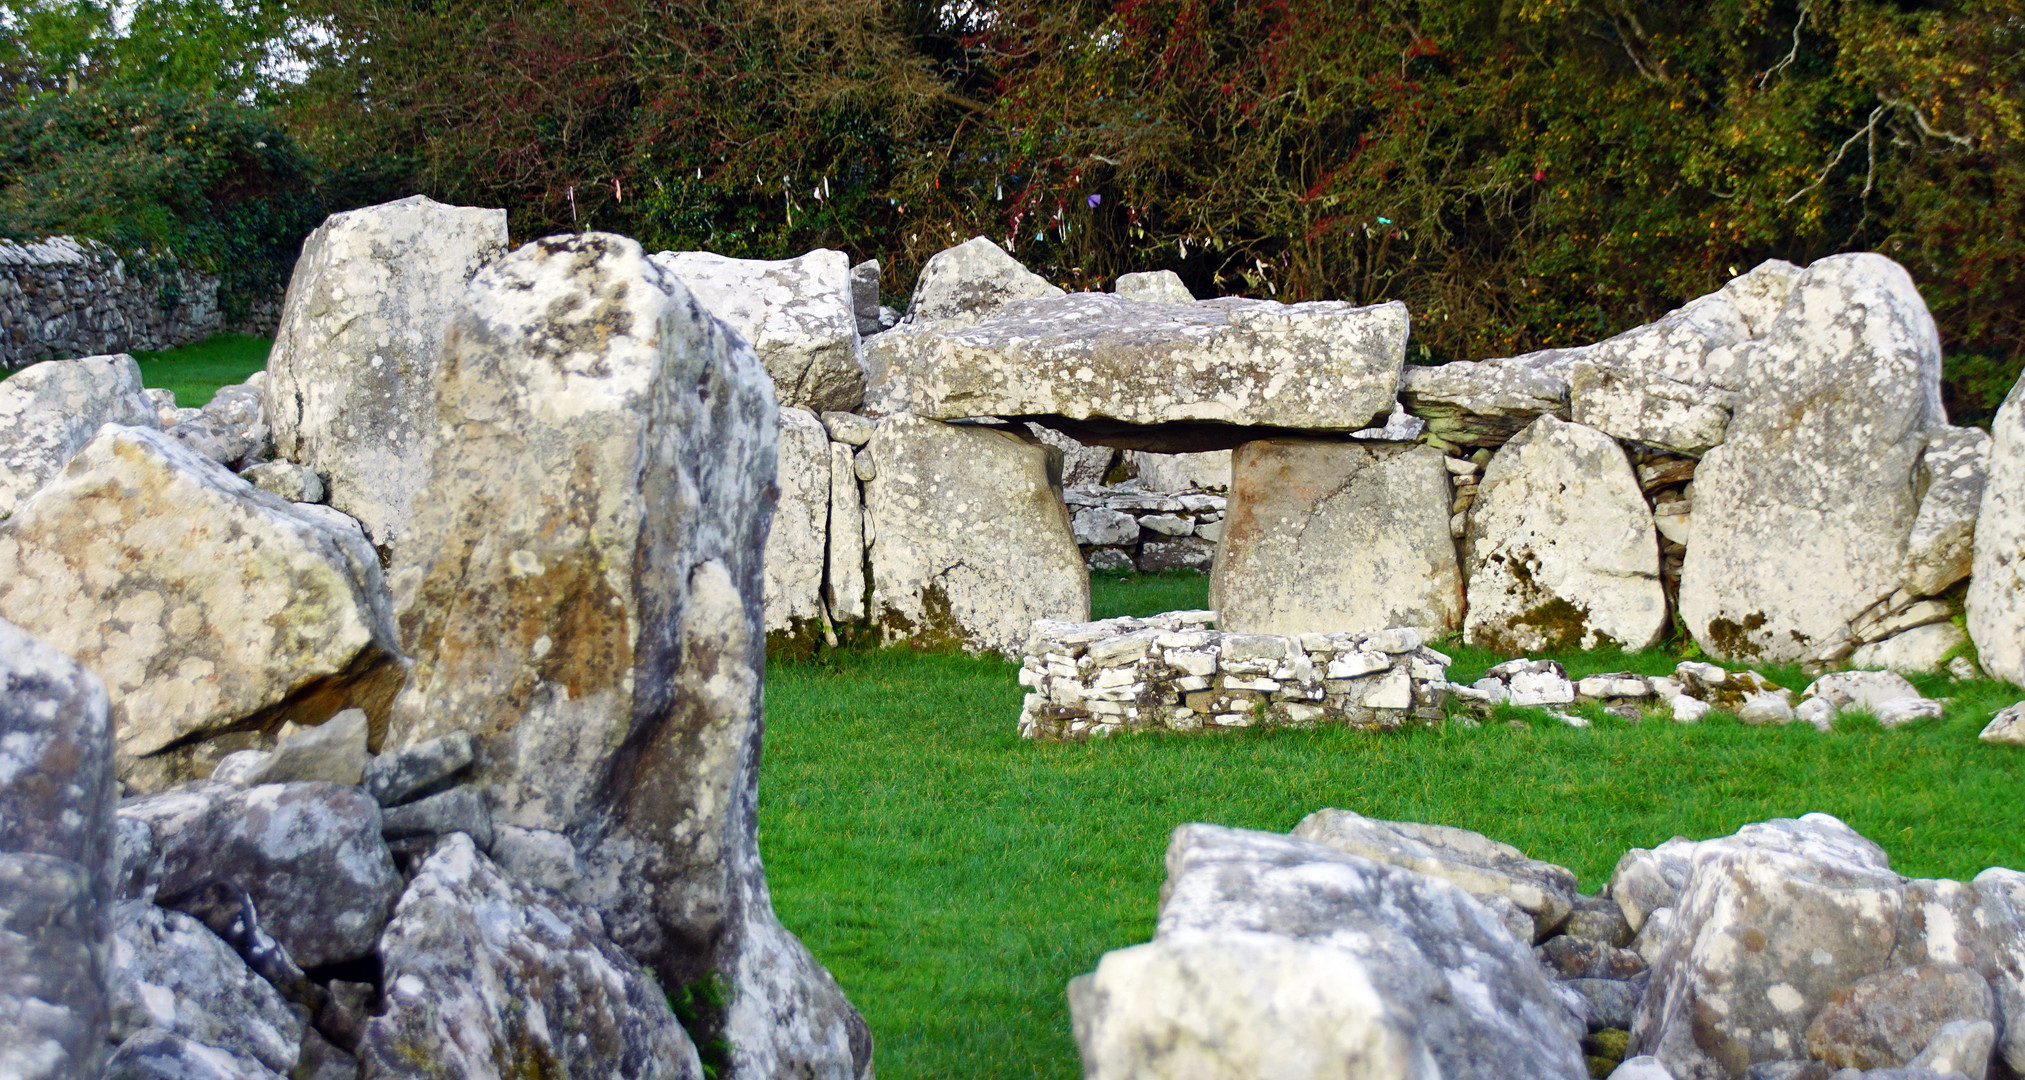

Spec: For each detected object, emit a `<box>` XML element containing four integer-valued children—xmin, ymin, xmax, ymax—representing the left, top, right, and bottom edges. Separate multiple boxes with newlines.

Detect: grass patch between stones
<box><xmin>131</xmin><ymin>333</ymin><xmax>271</xmax><ymax>407</ymax></box>
<box><xmin>760</xmin><ymin>572</ymin><xmax>2025</xmax><ymax>1080</ymax></box>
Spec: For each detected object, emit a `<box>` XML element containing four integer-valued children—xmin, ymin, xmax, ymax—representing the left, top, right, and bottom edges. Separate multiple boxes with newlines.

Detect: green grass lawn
<box><xmin>759</xmin><ymin>570</ymin><xmax>2025</xmax><ymax>1080</ymax></box>
<box><xmin>130</xmin><ymin>334</ymin><xmax>272</xmax><ymax>408</ymax></box>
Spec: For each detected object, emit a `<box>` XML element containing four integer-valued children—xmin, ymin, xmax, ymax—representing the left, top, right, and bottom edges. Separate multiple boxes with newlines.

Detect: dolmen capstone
<box><xmin>1072</xmin><ymin>811</ymin><xmax>2025</xmax><ymax>1080</ymax></box>
<box><xmin>0</xmin><ymin>201</ymin><xmax>873</xmax><ymax>1080</ymax></box>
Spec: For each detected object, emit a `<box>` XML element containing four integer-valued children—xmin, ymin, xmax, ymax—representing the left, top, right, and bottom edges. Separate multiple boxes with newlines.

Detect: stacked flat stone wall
<box><xmin>1017</xmin><ymin>612</ymin><xmax>1452</xmax><ymax>739</ymax></box>
<box><xmin>0</xmin><ymin>236</ymin><xmax>280</xmax><ymax>370</ymax></box>
<box><xmin>1066</xmin><ymin>482</ymin><xmax>1225</xmax><ymax>572</ymax></box>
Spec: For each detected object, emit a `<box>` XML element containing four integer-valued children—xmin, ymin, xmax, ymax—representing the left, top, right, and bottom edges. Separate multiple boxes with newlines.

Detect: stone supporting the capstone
<box><xmin>1017</xmin><ymin>614</ymin><xmax>1449</xmax><ymax>740</ymax></box>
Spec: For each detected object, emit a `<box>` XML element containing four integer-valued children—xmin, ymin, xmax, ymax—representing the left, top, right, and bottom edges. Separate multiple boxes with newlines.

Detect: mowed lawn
<box><xmin>759</xmin><ymin>570</ymin><xmax>2025</xmax><ymax>1080</ymax></box>
<box><xmin>131</xmin><ymin>333</ymin><xmax>272</xmax><ymax>407</ymax></box>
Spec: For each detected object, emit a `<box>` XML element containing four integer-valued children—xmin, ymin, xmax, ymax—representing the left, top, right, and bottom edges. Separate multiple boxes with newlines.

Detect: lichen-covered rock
<box><xmin>263</xmin><ymin>195</ymin><xmax>508</xmax><ymax>551</ymax></box>
<box><xmin>0</xmin><ymin>426</ymin><xmax>406</xmax><ymax>784</ymax></box>
<box><xmin>0</xmin><ymin>352</ymin><xmax>160</xmax><ymax>520</ymax></box>
<box><xmin>1805</xmin><ymin>963</ymin><xmax>1997</xmax><ymax>1071</ymax></box>
<box><xmin>764</xmin><ymin>408</ymin><xmax>832</xmax><ymax>641</ymax></box>
<box><xmin>1027</xmin><ymin>423</ymin><xmax>1117</xmax><ymax>486</ymax></box>
<box><xmin>241</xmin><ymin>708</ymin><xmax>368</xmax><ymax>787</ymax></box>
<box><xmin>1465</xmin><ymin>415</ymin><xmax>1664</xmax><ymax>652</ymax></box>
<box><xmin>1292</xmin><ymin>808</ymin><xmax>1580</xmax><ymax>942</ymax></box>
<box><xmin>1397</xmin><ymin>355</ymin><xmax>1570</xmax><ymax>448</ymax></box>
<box><xmin>360</xmin><ymin>833</ymin><xmax>702</xmax><ymax>1080</ymax></box>
<box><xmin>153</xmin><ymin>781</ymin><xmax>398</xmax><ymax>968</ymax></box>
<box><xmin>1072</xmin><ymin>823</ymin><xmax>1587</xmax><ymax>1080</ymax></box>
<box><xmin>0</xmin><ymin>619</ymin><xmax>116</xmax><ymax>1080</ymax></box>
<box><xmin>1211</xmin><ymin>439</ymin><xmax>1462</xmax><ymax>637</ymax></box>
<box><xmin>1630</xmin><ymin>814</ymin><xmax>1908</xmax><ymax>1079</ymax></box>
<box><xmin>1902</xmin><ymin>426</ymin><xmax>1989</xmax><ymax>596</ymax></box>
<box><xmin>1848</xmin><ymin>622</ymin><xmax>1967</xmax><ymax>675</ymax></box>
<box><xmin>1128</xmin><ymin>448</ymin><xmax>1232</xmax><ymax>491</ymax></box>
<box><xmin>653</xmin><ymin>248</ymin><xmax>866</xmax><ymax>412</ymax></box>
<box><xmin>236</xmin><ymin>461</ymin><xmax>323</xmax><ymax>504</ymax></box>
<box><xmin>101</xmin><ymin>1028</ymin><xmax>284</xmax><ymax>1080</ymax></box>
<box><xmin>108</xmin><ymin>902</ymin><xmax>303</xmax><ymax>1075</ymax></box>
<box><xmin>168</xmin><ymin>382</ymin><xmax>270</xmax><ymax>469</ymax></box>
<box><xmin>863</xmin><ymin>413</ymin><xmax>1088</xmax><ymax>656</ymax></box>
<box><xmin>826</xmin><ymin>441</ymin><xmax>867</xmax><ymax>622</ymax></box>
<box><xmin>1968</xmin><ymin>373</ymin><xmax>2025</xmax><ymax>686</ymax></box>
<box><xmin>1680</xmin><ymin>254</ymin><xmax>1945</xmax><ymax>662</ymax></box>
<box><xmin>361</xmin><ymin>731</ymin><xmax>472</xmax><ymax>807</ymax></box>
<box><xmin>1112</xmin><ymin>269</ymin><xmax>1195</xmax><ymax>304</ymax></box>
<box><xmin>901</xmin><ymin>236</ymin><xmax>1063</xmax><ymax>325</ymax></box>
<box><xmin>850</xmin><ymin>259</ymin><xmax>881</xmax><ymax>337</ymax></box>
<box><xmin>383</xmin><ymin>233</ymin><xmax>869</xmax><ymax>1079</ymax></box>
<box><xmin>866</xmin><ymin>292</ymin><xmax>1407</xmax><ymax>440</ymax></box>
<box><xmin>1980</xmin><ymin>704</ymin><xmax>2025</xmax><ymax>746</ymax></box>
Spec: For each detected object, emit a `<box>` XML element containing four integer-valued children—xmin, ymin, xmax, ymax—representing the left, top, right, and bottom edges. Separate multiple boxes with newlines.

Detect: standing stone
<box><xmin>1681</xmin><ymin>254</ymin><xmax>1945</xmax><ymax>662</ymax></box>
<box><xmin>863</xmin><ymin>413</ymin><xmax>1089</xmax><ymax>655</ymax></box>
<box><xmin>1465</xmin><ymin>415</ymin><xmax>1665</xmax><ymax>652</ymax></box>
<box><xmin>1212</xmin><ymin>439</ymin><xmax>1462</xmax><ymax>637</ymax></box>
<box><xmin>0</xmin><ymin>352</ymin><xmax>159</xmax><ymax>519</ymax></box>
<box><xmin>1969</xmin><ymin>373</ymin><xmax>2025</xmax><ymax>685</ymax></box>
<box><xmin>1112</xmin><ymin>270</ymin><xmax>1195</xmax><ymax>304</ymax></box>
<box><xmin>653</xmin><ymin>249</ymin><xmax>866</xmax><ymax>412</ymax></box>
<box><xmin>764</xmin><ymin>408</ymin><xmax>831</xmax><ymax>644</ymax></box>
<box><xmin>384</xmin><ymin>233</ymin><xmax>869</xmax><ymax>1080</ymax></box>
<box><xmin>903</xmin><ymin>236</ymin><xmax>1063</xmax><ymax>325</ymax></box>
<box><xmin>827</xmin><ymin>442</ymin><xmax>867</xmax><ymax>622</ymax></box>
<box><xmin>849</xmin><ymin>259</ymin><xmax>881</xmax><ymax>337</ymax></box>
<box><xmin>0</xmin><ymin>618</ymin><xmax>115</xmax><ymax>1080</ymax></box>
<box><xmin>360</xmin><ymin>834</ymin><xmax>702</xmax><ymax>1080</ymax></box>
<box><xmin>0</xmin><ymin>426</ymin><xmax>406</xmax><ymax>785</ymax></box>
<box><xmin>1903</xmin><ymin>426</ymin><xmax>1990</xmax><ymax>596</ymax></box>
<box><xmin>264</xmin><ymin>195</ymin><xmax>508</xmax><ymax>552</ymax></box>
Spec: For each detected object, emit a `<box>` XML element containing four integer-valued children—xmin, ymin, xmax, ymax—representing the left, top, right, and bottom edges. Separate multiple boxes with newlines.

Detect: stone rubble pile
<box><xmin>1017</xmin><ymin>614</ymin><xmax>1450</xmax><ymax>739</ymax></box>
<box><xmin>1072</xmin><ymin>810</ymin><xmax>2025</xmax><ymax>1080</ymax></box>
<box><xmin>1447</xmin><ymin>659</ymin><xmax>1950</xmax><ymax>732</ymax></box>
<box><xmin>0</xmin><ymin>201</ymin><xmax>873</xmax><ymax>1080</ymax></box>
<box><xmin>1064</xmin><ymin>481</ymin><xmax>1225</xmax><ymax>572</ymax></box>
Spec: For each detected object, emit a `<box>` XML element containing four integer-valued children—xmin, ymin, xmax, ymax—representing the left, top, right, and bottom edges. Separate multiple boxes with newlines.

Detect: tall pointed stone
<box><xmin>385</xmin><ymin>233</ymin><xmax>868</xmax><ymax>1080</ymax></box>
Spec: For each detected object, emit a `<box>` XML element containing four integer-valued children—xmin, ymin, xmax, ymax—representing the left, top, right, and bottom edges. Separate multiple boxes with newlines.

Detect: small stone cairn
<box><xmin>1017</xmin><ymin>613</ymin><xmax>1452</xmax><ymax>739</ymax></box>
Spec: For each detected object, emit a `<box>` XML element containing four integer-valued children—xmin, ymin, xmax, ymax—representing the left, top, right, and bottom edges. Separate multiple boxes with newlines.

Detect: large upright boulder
<box><xmin>763</xmin><ymin>408</ymin><xmax>832</xmax><ymax>644</ymax></box>
<box><xmin>0</xmin><ymin>618</ymin><xmax>116</xmax><ymax>1080</ymax></box>
<box><xmin>1904</xmin><ymin>424</ymin><xmax>1989</xmax><ymax>597</ymax></box>
<box><xmin>1464</xmin><ymin>415</ymin><xmax>1665</xmax><ymax>652</ymax></box>
<box><xmin>264</xmin><ymin>195</ymin><xmax>508</xmax><ymax>551</ymax></box>
<box><xmin>652</xmin><ymin>249</ymin><xmax>866</xmax><ymax>412</ymax></box>
<box><xmin>0</xmin><ymin>426</ymin><xmax>406</xmax><ymax>786</ymax></box>
<box><xmin>1211</xmin><ymin>439</ymin><xmax>1462</xmax><ymax>637</ymax></box>
<box><xmin>384</xmin><ymin>233</ymin><xmax>869</xmax><ymax>1080</ymax></box>
<box><xmin>865</xmin><ymin>292</ymin><xmax>1409</xmax><ymax>442</ymax></box>
<box><xmin>1070</xmin><ymin>824</ymin><xmax>1586</xmax><ymax>1080</ymax></box>
<box><xmin>1680</xmin><ymin>254</ymin><xmax>1945</xmax><ymax>662</ymax></box>
<box><xmin>0</xmin><ymin>352</ymin><xmax>158</xmax><ymax>519</ymax></box>
<box><xmin>1969</xmin><ymin>375</ymin><xmax>2025</xmax><ymax>684</ymax></box>
<box><xmin>863</xmin><ymin>413</ymin><xmax>1088</xmax><ymax>655</ymax></box>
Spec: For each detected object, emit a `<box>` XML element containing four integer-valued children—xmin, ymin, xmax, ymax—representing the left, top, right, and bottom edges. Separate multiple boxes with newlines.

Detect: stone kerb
<box><xmin>1017</xmin><ymin>613</ymin><xmax>1450</xmax><ymax>740</ymax></box>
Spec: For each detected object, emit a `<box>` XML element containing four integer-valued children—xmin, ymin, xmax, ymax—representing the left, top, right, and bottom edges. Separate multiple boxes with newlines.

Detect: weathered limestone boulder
<box><xmin>1849</xmin><ymin>622</ymin><xmax>1967</xmax><ymax>674</ymax></box>
<box><xmin>0</xmin><ymin>618</ymin><xmax>116</xmax><ymax>1080</ymax></box>
<box><xmin>764</xmin><ymin>408</ymin><xmax>832</xmax><ymax>643</ymax></box>
<box><xmin>1069</xmin><ymin>824</ymin><xmax>1586</xmax><ymax>1080</ymax></box>
<box><xmin>1805</xmin><ymin>962</ymin><xmax>1998</xmax><ymax>1071</ymax></box>
<box><xmin>903</xmin><ymin>235</ymin><xmax>1063</xmax><ymax>325</ymax></box>
<box><xmin>866</xmin><ymin>292</ymin><xmax>1409</xmax><ymax>442</ymax></box>
<box><xmin>1292</xmin><ymin>808</ymin><xmax>1581</xmax><ymax>943</ymax></box>
<box><xmin>1128</xmin><ymin>448</ymin><xmax>1232</xmax><ymax>491</ymax></box>
<box><xmin>102</xmin><ymin>1028</ymin><xmax>282</xmax><ymax>1080</ymax></box>
<box><xmin>1969</xmin><ymin>374</ymin><xmax>2025</xmax><ymax>685</ymax></box>
<box><xmin>1396</xmin><ymin>355</ymin><xmax>1570</xmax><ymax>448</ymax></box>
<box><xmin>0</xmin><ymin>352</ymin><xmax>158</xmax><ymax>519</ymax></box>
<box><xmin>0</xmin><ymin>426</ymin><xmax>406</xmax><ymax>786</ymax></box>
<box><xmin>1903</xmin><ymin>426</ymin><xmax>1989</xmax><ymax>596</ymax></box>
<box><xmin>850</xmin><ymin>259</ymin><xmax>881</xmax><ymax>337</ymax></box>
<box><xmin>1681</xmin><ymin>255</ymin><xmax>1945</xmax><ymax>662</ymax></box>
<box><xmin>653</xmin><ymin>248</ymin><xmax>866</xmax><ymax>412</ymax></box>
<box><xmin>108</xmin><ymin>902</ymin><xmax>303</xmax><ymax>1075</ymax></box>
<box><xmin>1630</xmin><ymin>815</ymin><xmax>1911</xmax><ymax>1079</ymax></box>
<box><xmin>152</xmin><ymin>782</ymin><xmax>399</xmax><ymax>968</ymax></box>
<box><xmin>863</xmin><ymin>413</ymin><xmax>1088</xmax><ymax>655</ymax></box>
<box><xmin>383</xmin><ymin>233</ymin><xmax>869</xmax><ymax>1079</ymax></box>
<box><xmin>1211</xmin><ymin>439</ymin><xmax>1462</xmax><ymax>637</ymax></box>
<box><xmin>826</xmin><ymin>442</ymin><xmax>867</xmax><ymax>622</ymax></box>
<box><xmin>168</xmin><ymin>381</ymin><xmax>270</xmax><ymax>469</ymax></box>
<box><xmin>360</xmin><ymin>834</ymin><xmax>703</xmax><ymax>1080</ymax></box>
<box><xmin>1028</xmin><ymin>423</ymin><xmax>1117</xmax><ymax>486</ymax></box>
<box><xmin>264</xmin><ymin>195</ymin><xmax>508</xmax><ymax>551</ymax></box>
<box><xmin>1465</xmin><ymin>415</ymin><xmax>1665</xmax><ymax>652</ymax></box>
<box><xmin>1112</xmin><ymin>269</ymin><xmax>1195</xmax><ymax>304</ymax></box>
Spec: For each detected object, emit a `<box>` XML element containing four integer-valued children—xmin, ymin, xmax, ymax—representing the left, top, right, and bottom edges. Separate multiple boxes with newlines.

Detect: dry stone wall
<box><xmin>1017</xmin><ymin>614</ymin><xmax>1450</xmax><ymax>739</ymax></box>
<box><xmin>0</xmin><ymin>237</ymin><xmax>279</xmax><ymax>371</ymax></box>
